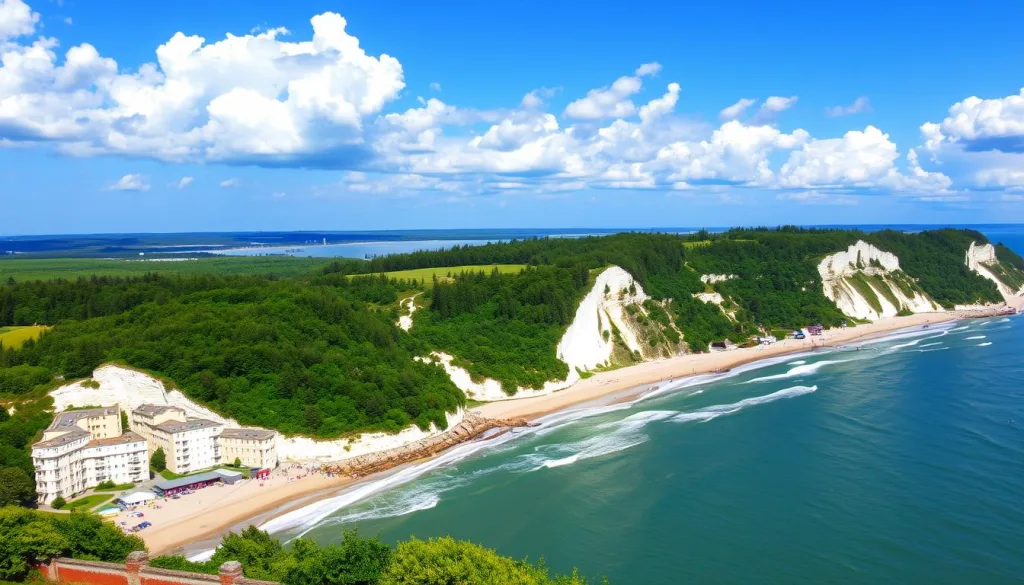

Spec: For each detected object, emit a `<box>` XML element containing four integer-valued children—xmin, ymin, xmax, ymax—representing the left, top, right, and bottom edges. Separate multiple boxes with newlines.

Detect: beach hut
<box><xmin>117</xmin><ymin>492</ymin><xmax>156</xmax><ymax>507</ymax></box>
<box><xmin>217</xmin><ymin>469</ymin><xmax>243</xmax><ymax>484</ymax></box>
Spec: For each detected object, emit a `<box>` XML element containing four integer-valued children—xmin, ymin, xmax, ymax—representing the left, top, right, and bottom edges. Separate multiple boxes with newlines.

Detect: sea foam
<box><xmin>671</xmin><ymin>385</ymin><xmax>818</xmax><ymax>423</ymax></box>
<box><xmin>744</xmin><ymin>361</ymin><xmax>848</xmax><ymax>384</ymax></box>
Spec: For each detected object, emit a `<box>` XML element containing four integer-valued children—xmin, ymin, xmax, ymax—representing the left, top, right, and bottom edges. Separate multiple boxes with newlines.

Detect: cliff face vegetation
<box><xmin>818</xmin><ymin>241</ymin><xmax>942</xmax><ymax>321</ymax></box>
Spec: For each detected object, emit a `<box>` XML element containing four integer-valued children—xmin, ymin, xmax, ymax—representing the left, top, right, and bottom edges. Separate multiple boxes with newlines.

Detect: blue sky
<box><xmin>2</xmin><ymin>0</ymin><xmax>1024</xmax><ymax>235</ymax></box>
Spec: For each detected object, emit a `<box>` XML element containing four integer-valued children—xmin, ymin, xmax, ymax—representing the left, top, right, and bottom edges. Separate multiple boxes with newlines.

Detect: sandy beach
<box><xmin>141</xmin><ymin>466</ymin><xmax>354</xmax><ymax>555</ymax></box>
<box><xmin>140</xmin><ymin>304</ymin><xmax>1019</xmax><ymax>556</ymax></box>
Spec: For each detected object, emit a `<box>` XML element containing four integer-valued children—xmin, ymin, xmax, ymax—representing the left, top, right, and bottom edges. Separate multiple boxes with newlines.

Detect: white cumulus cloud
<box><xmin>0</xmin><ymin>10</ymin><xmax>405</xmax><ymax>166</ymax></box>
<box><xmin>563</xmin><ymin>63</ymin><xmax>660</xmax><ymax>120</ymax></box>
<box><xmin>826</xmin><ymin>96</ymin><xmax>871</xmax><ymax>117</ymax></box>
<box><xmin>105</xmin><ymin>174</ymin><xmax>150</xmax><ymax>192</ymax></box>
<box><xmin>0</xmin><ymin>0</ymin><xmax>37</xmax><ymax>40</ymax></box>
<box><xmin>177</xmin><ymin>176</ymin><xmax>194</xmax><ymax>189</ymax></box>
<box><xmin>220</xmin><ymin>178</ymin><xmax>240</xmax><ymax>188</ymax></box>
<box><xmin>720</xmin><ymin>98</ymin><xmax>757</xmax><ymax>121</ymax></box>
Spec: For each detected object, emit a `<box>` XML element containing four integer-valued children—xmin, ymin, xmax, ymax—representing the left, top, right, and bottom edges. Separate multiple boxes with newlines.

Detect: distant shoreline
<box><xmin>475</xmin><ymin>305</ymin><xmax>1018</xmax><ymax>421</ymax></box>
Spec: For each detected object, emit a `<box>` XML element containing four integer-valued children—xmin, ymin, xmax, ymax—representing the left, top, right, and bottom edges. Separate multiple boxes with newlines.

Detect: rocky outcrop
<box><xmin>965</xmin><ymin>241</ymin><xmax>1024</xmax><ymax>301</ymax></box>
<box><xmin>396</xmin><ymin>294</ymin><xmax>420</xmax><ymax>332</ymax></box>
<box><xmin>321</xmin><ymin>414</ymin><xmax>531</xmax><ymax>477</ymax></box>
<box><xmin>819</xmin><ymin>241</ymin><xmax>942</xmax><ymax>321</ymax></box>
<box><xmin>700</xmin><ymin>274</ymin><xmax>735</xmax><ymax>284</ymax></box>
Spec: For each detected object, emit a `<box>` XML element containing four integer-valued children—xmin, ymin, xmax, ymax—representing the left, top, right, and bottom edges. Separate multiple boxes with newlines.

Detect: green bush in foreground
<box><xmin>0</xmin><ymin>507</ymin><xmax>145</xmax><ymax>581</ymax></box>
<box><xmin>149</xmin><ymin>527</ymin><xmax>603</xmax><ymax>585</ymax></box>
<box><xmin>380</xmin><ymin>537</ymin><xmax>596</xmax><ymax>585</ymax></box>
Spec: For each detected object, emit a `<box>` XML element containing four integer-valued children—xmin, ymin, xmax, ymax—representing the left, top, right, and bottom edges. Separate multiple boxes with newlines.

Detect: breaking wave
<box><xmin>745</xmin><ymin>361</ymin><xmax>848</xmax><ymax>384</ymax></box>
<box><xmin>671</xmin><ymin>385</ymin><xmax>818</xmax><ymax>423</ymax></box>
<box><xmin>313</xmin><ymin>489</ymin><xmax>442</xmax><ymax>528</ymax></box>
<box><xmin>259</xmin><ymin>429</ymin><xmax>520</xmax><ymax>536</ymax></box>
<box><xmin>965</xmin><ymin>335</ymin><xmax>986</xmax><ymax>340</ymax></box>
<box><xmin>978</xmin><ymin>342</ymin><xmax>993</xmax><ymax>347</ymax></box>
<box><xmin>919</xmin><ymin>342</ymin><xmax>943</xmax><ymax>348</ymax></box>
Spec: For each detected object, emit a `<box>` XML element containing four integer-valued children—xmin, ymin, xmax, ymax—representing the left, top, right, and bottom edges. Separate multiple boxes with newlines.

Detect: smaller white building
<box><xmin>219</xmin><ymin>428</ymin><xmax>278</xmax><ymax>469</ymax></box>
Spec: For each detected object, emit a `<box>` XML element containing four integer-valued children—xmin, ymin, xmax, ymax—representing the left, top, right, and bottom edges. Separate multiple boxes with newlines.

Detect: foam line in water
<box><xmin>965</xmin><ymin>335</ymin><xmax>986</xmax><ymax>340</ymax></box>
<box><xmin>977</xmin><ymin>342</ymin><xmax>993</xmax><ymax>347</ymax></box>
<box><xmin>888</xmin><ymin>338</ymin><xmax>923</xmax><ymax>351</ymax></box>
<box><xmin>635</xmin><ymin>350</ymin><xmax>822</xmax><ymax>403</ymax></box>
<box><xmin>919</xmin><ymin>342</ymin><xmax>943</xmax><ymax>348</ymax></box>
<box><xmin>317</xmin><ymin>490</ymin><xmax>441</xmax><ymax>527</ymax></box>
<box><xmin>788</xmin><ymin>360</ymin><xmax>807</xmax><ymax>365</ymax></box>
<box><xmin>744</xmin><ymin>361</ymin><xmax>847</xmax><ymax>384</ymax></box>
<box><xmin>856</xmin><ymin>322</ymin><xmax>955</xmax><ymax>347</ymax></box>
<box><xmin>528</xmin><ymin>410</ymin><xmax>678</xmax><ymax>472</ymax></box>
<box><xmin>672</xmin><ymin>385</ymin><xmax>817</xmax><ymax>423</ymax></box>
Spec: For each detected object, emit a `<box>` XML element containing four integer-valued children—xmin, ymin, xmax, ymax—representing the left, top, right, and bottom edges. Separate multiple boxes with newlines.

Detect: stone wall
<box><xmin>38</xmin><ymin>552</ymin><xmax>277</xmax><ymax>585</ymax></box>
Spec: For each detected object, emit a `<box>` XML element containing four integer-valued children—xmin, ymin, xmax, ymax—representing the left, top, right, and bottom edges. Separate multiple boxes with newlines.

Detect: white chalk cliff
<box><xmin>50</xmin><ymin>364</ymin><xmax>463</xmax><ymax>463</ymax></box>
<box><xmin>965</xmin><ymin>241</ymin><xmax>1024</xmax><ymax>301</ymax></box>
<box><xmin>557</xmin><ymin>266</ymin><xmax>652</xmax><ymax>371</ymax></box>
<box><xmin>819</xmin><ymin>241</ymin><xmax>942</xmax><ymax>321</ymax></box>
<box><xmin>425</xmin><ymin>266</ymin><xmax>664</xmax><ymax>402</ymax></box>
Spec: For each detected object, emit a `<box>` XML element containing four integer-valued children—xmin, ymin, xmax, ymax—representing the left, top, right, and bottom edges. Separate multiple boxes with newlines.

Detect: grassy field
<box><xmin>682</xmin><ymin>240</ymin><xmax>713</xmax><ymax>249</ymax></box>
<box><xmin>65</xmin><ymin>493</ymin><xmax>113</xmax><ymax>510</ymax></box>
<box><xmin>0</xmin><ymin>325</ymin><xmax>48</xmax><ymax>348</ymax></box>
<box><xmin>0</xmin><ymin>256</ymin><xmax>338</xmax><ymax>282</ymax></box>
<box><xmin>95</xmin><ymin>482</ymin><xmax>136</xmax><ymax>492</ymax></box>
<box><xmin>358</xmin><ymin>264</ymin><xmax>527</xmax><ymax>282</ymax></box>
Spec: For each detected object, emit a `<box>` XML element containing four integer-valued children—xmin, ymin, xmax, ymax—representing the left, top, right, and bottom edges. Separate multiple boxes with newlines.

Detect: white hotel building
<box><xmin>32</xmin><ymin>407</ymin><xmax>149</xmax><ymax>505</ymax></box>
<box><xmin>130</xmin><ymin>405</ymin><xmax>223</xmax><ymax>474</ymax></box>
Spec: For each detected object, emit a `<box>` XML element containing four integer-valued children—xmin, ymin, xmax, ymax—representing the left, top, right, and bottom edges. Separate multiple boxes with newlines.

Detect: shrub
<box><xmin>50</xmin><ymin>495</ymin><xmax>66</xmax><ymax>510</ymax></box>
<box><xmin>151</xmin><ymin>447</ymin><xmax>166</xmax><ymax>472</ymax></box>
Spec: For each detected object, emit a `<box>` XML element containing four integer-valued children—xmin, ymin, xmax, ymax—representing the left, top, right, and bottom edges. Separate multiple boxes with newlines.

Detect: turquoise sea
<box><xmin>256</xmin><ymin>228</ymin><xmax>1024</xmax><ymax>584</ymax></box>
